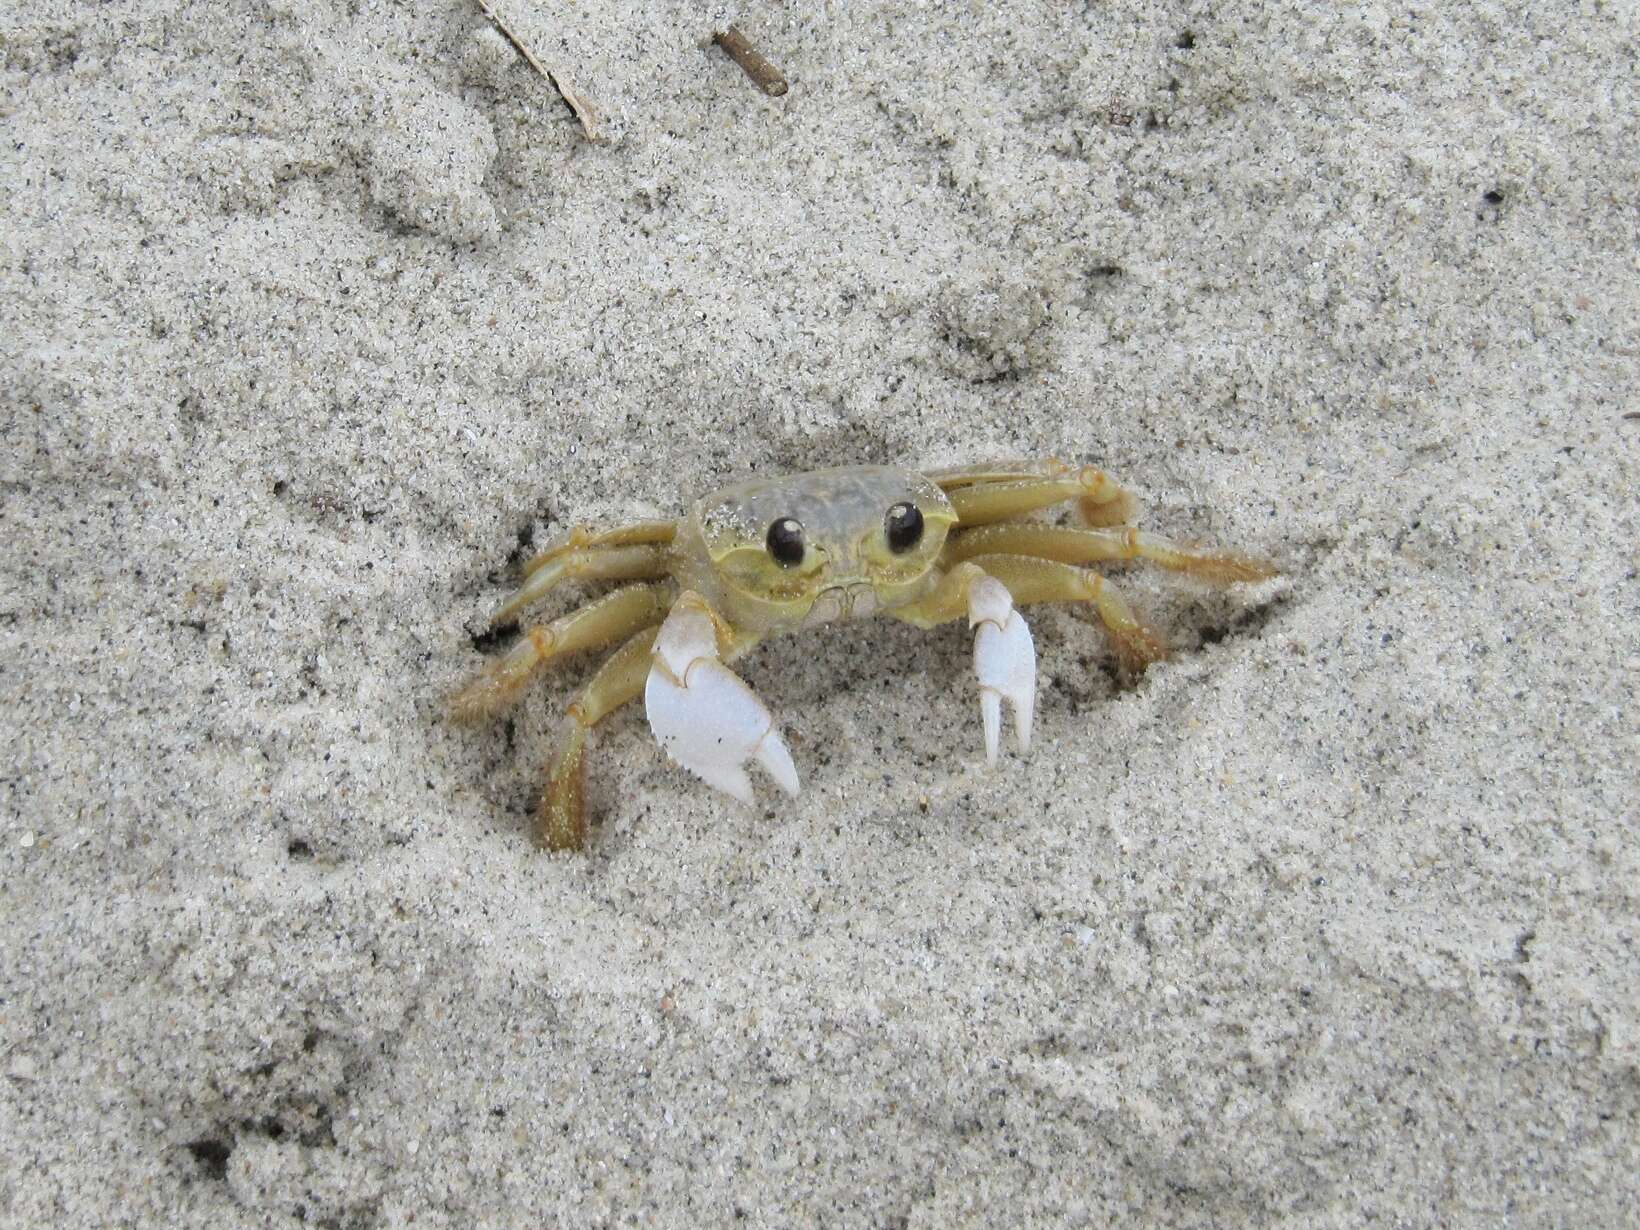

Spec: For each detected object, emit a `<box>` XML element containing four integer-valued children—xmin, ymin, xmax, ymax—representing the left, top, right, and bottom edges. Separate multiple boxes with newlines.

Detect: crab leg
<box><xmin>520</xmin><ymin>520</ymin><xmax>678</xmax><ymax>576</ymax></box>
<box><xmin>644</xmin><ymin>592</ymin><xmax>799</xmax><ymax>804</ymax></box>
<box><xmin>964</xmin><ymin>553</ymin><xmax>1168</xmax><ymax>675</ymax></box>
<box><xmin>932</xmin><ymin>459</ymin><xmax>1136</xmax><ymax>528</ymax></box>
<box><xmin>893</xmin><ymin>553</ymin><xmax>1172</xmax><ymax>758</ymax></box>
<box><xmin>451</xmin><ymin>582</ymin><xmax>673</xmax><ymax>721</ymax></box>
<box><xmin>490</xmin><ymin>543</ymin><xmax>672</xmax><ymax>626</ymax></box>
<box><xmin>944</xmin><ymin>523</ymin><xmax>1275</xmax><ymax>586</ymax></box>
<box><xmin>540</xmin><ymin>626</ymin><xmax>659</xmax><ymax>851</ymax></box>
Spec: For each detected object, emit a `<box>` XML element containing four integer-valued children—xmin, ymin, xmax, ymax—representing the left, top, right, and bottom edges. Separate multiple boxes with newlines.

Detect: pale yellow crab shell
<box><xmin>674</xmin><ymin>465</ymin><xmax>958</xmax><ymax>634</ymax></box>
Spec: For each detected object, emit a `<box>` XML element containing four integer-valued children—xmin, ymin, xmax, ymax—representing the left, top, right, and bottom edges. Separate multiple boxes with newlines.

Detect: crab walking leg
<box><xmin>974</xmin><ymin>553</ymin><xmax>1168</xmax><ymax>674</ymax></box>
<box><xmin>491</xmin><ymin>543</ymin><xmax>672</xmax><ymax>626</ymax></box>
<box><xmin>944</xmin><ymin>523</ymin><xmax>1276</xmax><ymax>586</ymax></box>
<box><xmin>540</xmin><ymin>626</ymin><xmax>659</xmax><ymax>852</ymax></box>
<box><xmin>451</xmin><ymin>582</ymin><xmax>673</xmax><ymax>722</ymax></box>
<box><xmin>644</xmin><ymin>592</ymin><xmax>799</xmax><ymax>804</ymax></box>
<box><xmin>896</xmin><ymin>551</ymin><xmax>1165</xmax><ymax>688</ymax></box>
<box><xmin>520</xmin><ymin>520</ymin><xmax>678</xmax><ymax>577</ymax></box>
<box><xmin>933</xmin><ymin>460</ymin><xmax>1137</xmax><ymax>528</ymax></box>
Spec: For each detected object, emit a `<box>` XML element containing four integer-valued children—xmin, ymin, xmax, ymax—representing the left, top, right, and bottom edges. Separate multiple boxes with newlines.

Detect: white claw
<box><xmin>645</xmin><ymin>598</ymin><xmax>800</xmax><ymax>804</ymax></box>
<box><xmin>969</xmin><ymin>575</ymin><xmax>1037</xmax><ymax>766</ymax></box>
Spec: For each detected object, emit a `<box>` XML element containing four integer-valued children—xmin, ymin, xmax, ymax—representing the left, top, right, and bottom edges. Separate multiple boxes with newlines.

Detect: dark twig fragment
<box><xmin>713</xmin><ymin>25</ymin><xmax>788</xmax><ymax>97</ymax></box>
<box><xmin>477</xmin><ymin>0</ymin><xmax>603</xmax><ymax>141</ymax></box>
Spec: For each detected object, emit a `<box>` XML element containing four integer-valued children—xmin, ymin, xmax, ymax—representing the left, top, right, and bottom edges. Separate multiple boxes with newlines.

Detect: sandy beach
<box><xmin>2</xmin><ymin>1</ymin><xmax>1636</xmax><ymax>1224</ymax></box>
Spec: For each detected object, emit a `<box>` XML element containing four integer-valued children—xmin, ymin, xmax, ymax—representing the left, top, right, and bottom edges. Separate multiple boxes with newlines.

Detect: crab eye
<box><xmin>765</xmin><ymin>517</ymin><xmax>806</xmax><ymax>567</ymax></box>
<box><xmin>884</xmin><ymin>502</ymin><xmax>924</xmax><ymax>553</ymax></box>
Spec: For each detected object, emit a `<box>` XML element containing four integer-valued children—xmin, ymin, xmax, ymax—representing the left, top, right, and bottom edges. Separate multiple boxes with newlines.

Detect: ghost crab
<box><xmin>453</xmin><ymin>460</ymin><xmax>1275</xmax><ymax>850</ymax></box>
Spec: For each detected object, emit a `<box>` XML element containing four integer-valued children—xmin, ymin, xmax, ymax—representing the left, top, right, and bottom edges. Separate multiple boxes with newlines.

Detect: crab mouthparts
<box><xmin>804</xmin><ymin>583</ymin><xmax>879</xmax><ymax>625</ymax></box>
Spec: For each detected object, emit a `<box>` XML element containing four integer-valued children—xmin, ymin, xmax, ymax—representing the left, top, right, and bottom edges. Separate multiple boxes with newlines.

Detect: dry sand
<box><xmin>3</xmin><ymin>1</ymin><xmax>1637</xmax><ymax>1225</ymax></box>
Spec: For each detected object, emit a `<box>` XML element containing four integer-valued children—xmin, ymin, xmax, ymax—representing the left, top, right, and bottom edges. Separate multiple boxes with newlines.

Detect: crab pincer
<box><xmin>644</xmin><ymin>592</ymin><xmax>800</xmax><ymax>804</ymax></box>
<box><xmin>968</xmin><ymin>574</ymin><xmax>1037</xmax><ymax>765</ymax></box>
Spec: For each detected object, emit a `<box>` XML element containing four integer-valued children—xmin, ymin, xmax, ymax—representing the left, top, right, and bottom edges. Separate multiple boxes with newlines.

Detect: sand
<box><xmin>2</xmin><ymin>0</ymin><xmax>1636</xmax><ymax>1225</ymax></box>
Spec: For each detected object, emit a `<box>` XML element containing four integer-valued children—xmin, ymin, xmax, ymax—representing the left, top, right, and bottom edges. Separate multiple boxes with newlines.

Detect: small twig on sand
<box><xmin>476</xmin><ymin>0</ymin><xmax>603</xmax><ymax>141</ymax></box>
<box><xmin>713</xmin><ymin>25</ymin><xmax>788</xmax><ymax>97</ymax></box>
